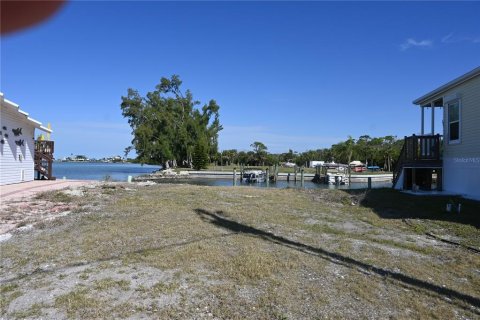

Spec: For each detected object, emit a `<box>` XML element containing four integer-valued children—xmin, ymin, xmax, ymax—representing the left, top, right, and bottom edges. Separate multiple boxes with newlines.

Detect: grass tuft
<box><xmin>34</xmin><ymin>190</ymin><xmax>74</xmax><ymax>203</ymax></box>
<box><xmin>93</xmin><ymin>278</ymin><xmax>131</xmax><ymax>291</ymax></box>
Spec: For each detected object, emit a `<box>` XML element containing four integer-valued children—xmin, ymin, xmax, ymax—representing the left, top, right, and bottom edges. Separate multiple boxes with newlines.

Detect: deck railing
<box><xmin>35</xmin><ymin>140</ymin><xmax>54</xmax><ymax>156</ymax></box>
<box><xmin>392</xmin><ymin>134</ymin><xmax>442</xmax><ymax>187</ymax></box>
<box><xmin>34</xmin><ymin>140</ymin><xmax>55</xmax><ymax>180</ymax></box>
<box><xmin>403</xmin><ymin>134</ymin><xmax>442</xmax><ymax>161</ymax></box>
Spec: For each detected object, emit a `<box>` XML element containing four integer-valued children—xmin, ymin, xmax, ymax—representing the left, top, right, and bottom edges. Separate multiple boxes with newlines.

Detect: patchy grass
<box><xmin>54</xmin><ymin>287</ymin><xmax>105</xmax><ymax>318</ymax></box>
<box><xmin>93</xmin><ymin>278</ymin><xmax>131</xmax><ymax>291</ymax></box>
<box><xmin>0</xmin><ymin>284</ymin><xmax>22</xmax><ymax>314</ymax></box>
<box><xmin>10</xmin><ymin>303</ymin><xmax>45</xmax><ymax>319</ymax></box>
<box><xmin>150</xmin><ymin>281</ymin><xmax>179</xmax><ymax>295</ymax></box>
<box><xmin>351</xmin><ymin>188</ymin><xmax>480</xmax><ymax>248</ymax></box>
<box><xmin>34</xmin><ymin>190</ymin><xmax>75</xmax><ymax>203</ymax></box>
<box><xmin>1</xmin><ymin>184</ymin><xmax>479</xmax><ymax>319</ymax></box>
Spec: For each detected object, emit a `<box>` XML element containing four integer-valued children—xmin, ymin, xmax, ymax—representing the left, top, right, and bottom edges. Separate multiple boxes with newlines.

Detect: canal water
<box><xmin>149</xmin><ymin>177</ymin><xmax>392</xmax><ymax>190</ymax></box>
<box><xmin>53</xmin><ymin>162</ymin><xmax>162</xmax><ymax>181</ymax></box>
<box><xmin>53</xmin><ymin>162</ymin><xmax>392</xmax><ymax>190</ymax></box>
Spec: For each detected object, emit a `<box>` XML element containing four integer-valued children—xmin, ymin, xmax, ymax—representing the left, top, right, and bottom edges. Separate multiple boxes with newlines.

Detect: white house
<box><xmin>0</xmin><ymin>93</ymin><xmax>53</xmax><ymax>185</ymax></box>
<box><xmin>393</xmin><ymin>67</ymin><xmax>480</xmax><ymax>200</ymax></box>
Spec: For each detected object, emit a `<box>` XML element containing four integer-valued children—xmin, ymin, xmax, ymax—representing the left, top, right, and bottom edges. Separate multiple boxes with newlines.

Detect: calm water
<box><xmin>153</xmin><ymin>178</ymin><xmax>392</xmax><ymax>190</ymax></box>
<box><xmin>53</xmin><ymin>162</ymin><xmax>392</xmax><ymax>189</ymax></box>
<box><xmin>53</xmin><ymin>162</ymin><xmax>161</xmax><ymax>181</ymax></box>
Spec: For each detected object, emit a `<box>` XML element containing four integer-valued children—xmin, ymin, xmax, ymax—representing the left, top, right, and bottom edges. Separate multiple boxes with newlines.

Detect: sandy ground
<box><xmin>0</xmin><ymin>184</ymin><xmax>479</xmax><ymax>319</ymax></box>
<box><xmin>0</xmin><ymin>180</ymin><xmax>98</xmax><ymax>236</ymax></box>
<box><xmin>0</xmin><ymin>180</ymin><xmax>96</xmax><ymax>202</ymax></box>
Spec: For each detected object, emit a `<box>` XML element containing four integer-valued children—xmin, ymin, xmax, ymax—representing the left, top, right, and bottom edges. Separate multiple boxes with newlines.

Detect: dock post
<box><xmin>368</xmin><ymin>177</ymin><xmax>372</xmax><ymax>189</ymax></box>
<box><xmin>294</xmin><ymin>166</ymin><xmax>298</xmax><ymax>184</ymax></box>
<box><xmin>233</xmin><ymin>167</ymin><xmax>237</xmax><ymax>186</ymax></box>
<box><xmin>273</xmin><ymin>164</ymin><xmax>277</xmax><ymax>182</ymax></box>
<box><xmin>287</xmin><ymin>173</ymin><xmax>290</xmax><ymax>182</ymax></box>
<box><xmin>266</xmin><ymin>168</ymin><xmax>269</xmax><ymax>187</ymax></box>
<box><xmin>300</xmin><ymin>167</ymin><xmax>304</xmax><ymax>188</ymax></box>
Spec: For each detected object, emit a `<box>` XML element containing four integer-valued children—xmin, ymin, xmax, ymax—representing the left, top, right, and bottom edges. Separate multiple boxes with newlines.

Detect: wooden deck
<box><xmin>393</xmin><ymin>134</ymin><xmax>442</xmax><ymax>189</ymax></box>
<box><xmin>34</xmin><ymin>140</ymin><xmax>55</xmax><ymax>180</ymax></box>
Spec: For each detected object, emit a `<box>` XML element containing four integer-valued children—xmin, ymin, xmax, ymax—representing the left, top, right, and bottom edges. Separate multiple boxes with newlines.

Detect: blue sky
<box><xmin>1</xmin><ymin>1</ymin><xmax>479</xmax><ymax>159</ymax></box>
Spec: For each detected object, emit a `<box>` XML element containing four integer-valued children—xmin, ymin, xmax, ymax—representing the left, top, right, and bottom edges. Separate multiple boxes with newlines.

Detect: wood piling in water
<box><xmin>266</xmin><ymin>168</ymin><xmax>270</xmax><ymax>186</ymax></box>
<box><xmin>300</xmin><ymin>167</ymin><xmax>304</xmax><ymax>187</ymax></box>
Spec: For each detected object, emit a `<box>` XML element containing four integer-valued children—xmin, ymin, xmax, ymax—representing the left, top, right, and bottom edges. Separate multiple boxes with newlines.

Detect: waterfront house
<box><xmin>393</xmin><ymin>67</ymin><xmax>480</xmax><ymax>200</ymax></box>
<box><xmin>0</xmin><ymin>93</ymin><xmax>54</xmax><ymax>185</ymax></box>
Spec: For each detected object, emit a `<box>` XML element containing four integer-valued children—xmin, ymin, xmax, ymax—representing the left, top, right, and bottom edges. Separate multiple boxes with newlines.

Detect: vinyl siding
<box><xmin>0</xmin><ymin>107</ymin><xmax>36</xmax><ymax>185</ymax></box>
<box><xmin>443</xmin><ymin>156</ymin><xmax>480</xmax><ymax>200</ymax></box>
<box><xmin>442</xmin><ymin>75</ymin><xmax>480</xmax><ymax>158</ymax></box>
<box><xmin>442</xmin><ymin>75</ymin><xmax>480</xmax><ymax>199</ymax></box>
<box><xmin>414</xmin><ymin>73</ymin><xmax>480</xmax><ymax>199</ymax></box>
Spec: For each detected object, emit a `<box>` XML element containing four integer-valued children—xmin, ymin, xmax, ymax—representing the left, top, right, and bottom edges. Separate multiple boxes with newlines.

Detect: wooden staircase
<box><xmin>35</xmin><ymin>140</ymin><xmax>56</xmax><ymax>180</ymax></box>
<box><xmin>392</xmin><ymin>134</ymin><xmax>442</xmax><ymax>188</ymax></box>
<box><xmin>392</xmin><ymin>143</ymin><xmax>406</xmax><ymax>188</ymax></box>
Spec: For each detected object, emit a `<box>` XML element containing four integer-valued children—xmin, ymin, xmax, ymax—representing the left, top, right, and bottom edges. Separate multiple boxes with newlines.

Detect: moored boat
<box><xmin>312</xmin><ymin>162</ymin><xmax>350</xmax><ymax>185</ymax></box>
<box><xmin>241</xmin><ymin>170</ymin><xmax>266</xmax><ymax>183</ymax></box>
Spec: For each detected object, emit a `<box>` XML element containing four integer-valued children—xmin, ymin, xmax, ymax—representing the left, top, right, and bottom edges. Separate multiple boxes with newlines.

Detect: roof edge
<box><xmin>413</xmin><ymin>66</ymin><xmax>480</xmax><ymax>105</ymax></box>
<box><xmin>0</xmin><ymin>93</ymin><xmax>52</xmax><ymax>133</ymax></box>
<box><xmin>39</xmin><ymin>125</ymin><xmax>53</xmax><ymax>133</ymax></box>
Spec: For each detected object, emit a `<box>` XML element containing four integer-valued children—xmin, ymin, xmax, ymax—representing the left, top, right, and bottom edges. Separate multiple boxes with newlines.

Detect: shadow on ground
<box><xmin>343</xmin><ymin>188</ymin><xmax>480</xmax><ymax>228</ymax></box>
<box><xmin>195</xmin><ymin>208</ymin><xmax>480</xmax><ymax>311</ymax></box>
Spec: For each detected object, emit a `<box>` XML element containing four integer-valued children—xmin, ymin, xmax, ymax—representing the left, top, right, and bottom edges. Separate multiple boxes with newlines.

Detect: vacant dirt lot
<box><xmin>1</xmin><ymin>183</ymin><xmax>479</xmax><ymax>319</ymax></box>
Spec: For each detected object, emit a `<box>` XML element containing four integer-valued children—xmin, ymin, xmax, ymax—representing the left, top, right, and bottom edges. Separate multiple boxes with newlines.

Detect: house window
<box><xmin>447</xmin><ymin>100</ymin><xmax>460</xmax><ymax>143</ymax></box>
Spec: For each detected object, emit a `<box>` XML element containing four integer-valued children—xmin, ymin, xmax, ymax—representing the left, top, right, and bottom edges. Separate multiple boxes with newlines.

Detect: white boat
<box><xmin>283</xmin><ymin>162</ymin><xmax>296</xmax><ymax>168</ymax></box>
<box><xmin>313</xmin><ymin>163</ymin><xmax>350</xmax><ymax>185</ymax></box>
<box><xmin>241</xmin><ymin>170</ymin><xmax>266</xmax><ymax>183</ymax></box>
<box><xmin>326</xmin><ymin>172</ymin><xmax>349</xmax><ymax>185</ymax></box>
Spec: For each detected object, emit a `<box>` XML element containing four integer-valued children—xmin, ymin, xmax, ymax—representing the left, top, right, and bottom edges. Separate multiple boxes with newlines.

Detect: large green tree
<box><xmin>331</xmin><ymin>136</ymin><xmax>356</xmax><ymax>164</ymax></box>
<box><xmin>120</xmin><ymin>75</ymin><xmax>222</xmax><ymax>168</ymax></box>
<box><xmin>192</xmin><ymin>138</ymin><xmax>209</xmax><ymax>170</ymax></box>
<box><xmin>250</xmin><ymin>141</ymin><xmax>268</xmax><ymax>166</ymax></box>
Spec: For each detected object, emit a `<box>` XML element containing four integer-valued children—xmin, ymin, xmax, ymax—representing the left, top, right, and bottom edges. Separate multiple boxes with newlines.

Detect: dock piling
<box><xmin>368</xmin><ymin>177</ymin><xmax>372</xmax><ymax>189</ymax></box>
<box><xmin>266</xmin><ymin>168</ymin><xmax>270</xmax><ymax>187</ymax></box>
<box><xmin>233</xmin><ymin>168</ymin><xmax>237</xmax><ymax>186</ymax></box>
<box><xmin>300</xmin><ymin>167</ymin><xmax>304</xmax><ymax>188</ymax></box>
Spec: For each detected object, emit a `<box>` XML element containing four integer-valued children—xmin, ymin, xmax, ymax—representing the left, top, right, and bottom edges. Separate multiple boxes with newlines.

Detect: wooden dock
<box><xmin>185</xmin><ymin>171</ymin><xmax>392</xmax><ymax>182</ymax></box>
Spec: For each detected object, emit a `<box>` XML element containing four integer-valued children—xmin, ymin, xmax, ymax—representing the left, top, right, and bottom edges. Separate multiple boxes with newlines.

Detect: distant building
<box><xmin>393</xmin><ymin>67</ymin><xmax>480</xmax><ymax>200</ymax></box>
<box><xmin>309</xmin><ymin>161</ymin><xmax>324</xmax><ymax>168</ymax></box>
<box><xmin>0</xmin><ymin>93</ymin><xmax>53</xmax><ymax>185</ymax></box>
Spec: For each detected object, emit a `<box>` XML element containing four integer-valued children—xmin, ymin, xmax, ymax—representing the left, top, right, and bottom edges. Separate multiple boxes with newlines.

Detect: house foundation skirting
<box><xmin>443</xmin><ymin>157</ymin><xmax>480</xmax><ymax>201</ymax></box>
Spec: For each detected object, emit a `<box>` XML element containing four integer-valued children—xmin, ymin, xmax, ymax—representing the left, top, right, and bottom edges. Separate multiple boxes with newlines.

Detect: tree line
<box><xmin>121</xmin><ymin>76</ymin><xmax>404</xmax><ymax>171</ymax></box>
<box><xmin>218</xmin><ymin>135</ymin><xmax>404</xmax><ymax>172</ymax></box>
